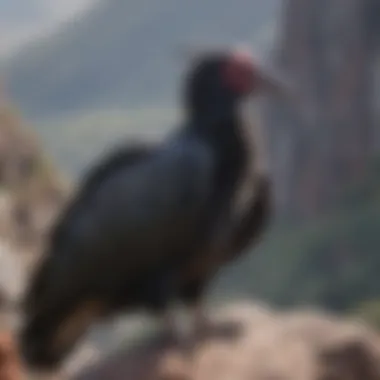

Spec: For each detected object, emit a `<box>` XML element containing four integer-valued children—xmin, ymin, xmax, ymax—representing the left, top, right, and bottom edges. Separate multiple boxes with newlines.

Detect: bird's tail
<box><xmin>22</xmin><ymin>255</ymin><xmax>53</xmax><ymax>317</ymax></box>
<box><xmin>19</xmin><ymin>294</ymin><xmax>105</xmax><ymax>374</ymax></box>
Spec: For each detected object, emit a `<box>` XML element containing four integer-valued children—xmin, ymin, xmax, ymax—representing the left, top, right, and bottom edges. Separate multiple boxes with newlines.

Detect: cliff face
<box><xmin>266</xmin><ymin>0</ymin><xmax>379</xmax><ymax>219</ymax></box>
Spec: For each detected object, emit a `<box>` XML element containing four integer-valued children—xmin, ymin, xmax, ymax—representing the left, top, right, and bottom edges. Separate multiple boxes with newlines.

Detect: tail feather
<box><xmin>20</xmin><ymin>297</ymin><xmax>105</xmax><ymax>372</ymax></box>
<box><xmin>23</xmin><ymin>255</ymin><xmax>53</xmax><ymax>316</ymax></box>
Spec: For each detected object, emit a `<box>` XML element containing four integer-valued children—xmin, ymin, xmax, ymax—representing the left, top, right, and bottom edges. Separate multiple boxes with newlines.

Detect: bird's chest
<box><xmin>210</xmin><ymin>119</ymin><xmax>259</xmax><ymax>219</ymax></box>
<box><xmin>185</xmin><ymin>123</ymin><xmax>251</xmax><ymax>261</ymax></box>
<box><xmin>211</xmin><ymin>134</ymin><xmax>246</xmax><ymax>204</ymax></box>
<box><xmin>190</xmin><ymin>119</ymin><xmax>263</xmax><ymax>270</ymax></box>
<box><xmin>231</xmin><ymin>116</ymin><xmax>265</xmax><ymax>220</ymax></box>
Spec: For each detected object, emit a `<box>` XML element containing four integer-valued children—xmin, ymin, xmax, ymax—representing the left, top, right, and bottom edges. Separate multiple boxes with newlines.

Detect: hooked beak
<box><xmin>253</xmin><ymin>57</ymin><xmax>294</xmax><ymax>99</ymax></box>
<box><xmin>258</xmin><ymin>67</ymin><xmax>293</xmax><ymax>98</ymax></box>
<box><xmin>255</xmin><ymin>60</ymin><xmax>314</xmax><ymax>125</ymax></box>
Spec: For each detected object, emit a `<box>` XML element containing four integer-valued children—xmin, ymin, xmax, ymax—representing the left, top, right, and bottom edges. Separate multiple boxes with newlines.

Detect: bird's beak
<box><xmin>255</xmin><ymin>61</ymin><xmax>293</xmax><ymax>99</ymax></box>
<box><xmin>255</xmin><ymin>62</ymin><xmax>315</xmax><ymax>125</ymax></box>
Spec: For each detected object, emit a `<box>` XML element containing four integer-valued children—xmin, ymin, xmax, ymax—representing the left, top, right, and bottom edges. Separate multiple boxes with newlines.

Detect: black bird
<box><xmin>19</xmin><ymin>46</ymin><xmax>287</xmax><ymax>376</ymax></box>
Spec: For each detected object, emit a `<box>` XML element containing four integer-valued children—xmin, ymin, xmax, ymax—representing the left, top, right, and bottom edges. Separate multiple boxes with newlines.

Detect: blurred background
<box><xmin>0</xmin><ymin>0</ymin><xmax>380</xmax><ymax>379</ymax></box>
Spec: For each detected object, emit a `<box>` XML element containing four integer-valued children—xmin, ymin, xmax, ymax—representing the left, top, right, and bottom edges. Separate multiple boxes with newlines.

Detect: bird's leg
<box><xmin>157</xmin><ymin>308</ymin><xmax>196</xmax><ymax>380</ymax></box>
<box><xmin>182</xmin><ymin>279</ymin><xmax>240</xmax><ymax>342</ymax></box>
<box><xmin>154</xmin><ymin>274</ymin><xmax>190</xmax><ymax>347</ymax></box>
<box><xmin>189</xmin><ymin>298</ymin><xmax>212</xmax><ymax>340</ymax></box>
<box><xmin>160</xmin><ymin>306</ymin><xmax>181</xmax><ymax>344</ymax></box>
<box><xmin>161</xmin><ymin>306</ymin><xmax>204</xmax><ymax>361</ymax></box>
<box><xmin>180</xmin><ymin>279</ymin><xmax>211</xmax><ymax>340</ymax></box>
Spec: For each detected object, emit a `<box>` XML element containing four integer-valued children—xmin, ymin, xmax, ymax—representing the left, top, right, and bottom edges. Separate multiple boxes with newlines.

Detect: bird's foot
<box><xmin>189</xmin><ymin>303</ymin><xmax>215</xmax><ymax>344</ymax></box>
<box><xmin>192</xmin><ymin>304</ymin><xmax>242</xmax><ymax>342</ymax></box>
<box><xmin>160</xmin><ymin>310</ymin><xmax>190</xmax><ymax>347</ymax></box>
<box><xmin>160</xmin><ymin>312</ymin><xmax>180</xmax><ymax>345</ymax></box>
<box><xmin>192</xmin><ymin>312</ymin><xmax>212</xmax><ymax>340</ymax></box>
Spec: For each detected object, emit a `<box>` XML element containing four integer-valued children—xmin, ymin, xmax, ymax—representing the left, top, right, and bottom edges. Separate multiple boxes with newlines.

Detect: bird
<box><xmin>19</xmin><ymin>45</ymin><xmax>288</xmax><ymax>376</ymax></box>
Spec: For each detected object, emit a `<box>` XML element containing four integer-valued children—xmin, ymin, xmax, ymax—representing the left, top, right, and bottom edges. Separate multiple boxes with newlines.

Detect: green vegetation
<box><xmin>35</xmin><ymin>107</ymin><xmax>178</xmax><ymax>177</ymax></box>
<box><xmin>352</xmin><ymin>299</ymin><xmax>380</xmax><ymax>330</ymax></box>
<box><xmin>213</xmin><ymin>157</ymin><xmax>380</xmax><ymax>314</ymax></box>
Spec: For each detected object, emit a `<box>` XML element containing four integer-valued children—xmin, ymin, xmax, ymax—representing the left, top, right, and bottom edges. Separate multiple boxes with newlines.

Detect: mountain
<box><xmin>2</xmin><ymin>0</ymin><xmax>280</xmax><ymax>121</ymax></box>
<box><xmin>37</xmin><ymin>108</ymin><xmax>177</xmax><ymax>177</ymax></box>
<box><xmin>0</xmin><ymin>0</ymin><xmax>96</xmax><ymax>59</ymax></box>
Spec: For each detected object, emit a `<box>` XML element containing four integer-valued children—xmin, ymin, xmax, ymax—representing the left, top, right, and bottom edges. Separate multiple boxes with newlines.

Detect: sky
<box><xmin>0</xmin><ymin>0</ymin><xmax>96</xmax><ymax>58</ymax></box>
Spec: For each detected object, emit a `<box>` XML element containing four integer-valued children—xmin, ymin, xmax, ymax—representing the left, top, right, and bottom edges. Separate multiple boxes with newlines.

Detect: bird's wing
<box><xmin>92</xmin><ymin>135</ymin><xmax>213</xmax><ymax>251</ymax></box>
<box><xmin>41</xmin><ymin>134</ymin><xmax>215</xmax><ymax>291</ymax></box>
<box><xmin>79</xmin><ymin>141</ymin><xmax>155</xmax><ymax>197</ymax></box>
<box><xmin>24</xmin><ymin>143</ymin><xmax>155</xmax><ymax>313</ymax></box>
<box><xmin>227</xmin><ymin>174</ymin><xmax>272</xmax><ymax>259</ymax></box>
<box><xmin>182</xmin><ymin>175</ymin><xmax>272</xmax><ymax>289</ymax></box>
<box><xmin>52</xmin><ymin>142</ymin><xmax>154</xmax><ymax>237</ymax></box>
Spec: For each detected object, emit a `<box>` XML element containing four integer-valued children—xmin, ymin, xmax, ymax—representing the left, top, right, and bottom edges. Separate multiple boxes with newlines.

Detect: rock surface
<box><xmin>0</xmin><ymin>331</ymin><xmax>22</xmax><ymax>380</ymax></box>
<box><xmin>1</xmin><ymin>302</ymin><xmax>380</xmax><ymax>380</ymax></box>
<box><xmin>65</xmin><ymin>303</ymin><xmax>380</xmax><ymax>380</ymax></box>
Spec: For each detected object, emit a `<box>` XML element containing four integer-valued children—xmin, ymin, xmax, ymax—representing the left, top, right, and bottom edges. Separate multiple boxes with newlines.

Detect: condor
<box><xmin>20</xmin><ymin>46</ymin><xmax>287</xmax><ymax>375</ymax></box>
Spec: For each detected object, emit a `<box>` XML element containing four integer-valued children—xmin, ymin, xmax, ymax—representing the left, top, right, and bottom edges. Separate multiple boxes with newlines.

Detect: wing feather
<box><xmin>27</xmin><ymin>134</ymin><xmax>214</xmax><ymax>309</ymax></box>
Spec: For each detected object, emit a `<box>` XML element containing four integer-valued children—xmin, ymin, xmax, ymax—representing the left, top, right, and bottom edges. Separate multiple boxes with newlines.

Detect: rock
<box><xmin>71</xmin><ymin>303</ymin><xmax>380</xmax><ymax>380</ymax></box>
<box><xmin>0</xmin><ymin>331</ymin><xmax>23</xmax><ymax>380</ymax></box>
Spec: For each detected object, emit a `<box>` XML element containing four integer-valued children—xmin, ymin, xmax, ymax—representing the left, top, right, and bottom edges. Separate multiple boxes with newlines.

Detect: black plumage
<box><xmin>20</xmin><ymin>47</ymin><xmax>281</xmax><ymax>373</ymax></box>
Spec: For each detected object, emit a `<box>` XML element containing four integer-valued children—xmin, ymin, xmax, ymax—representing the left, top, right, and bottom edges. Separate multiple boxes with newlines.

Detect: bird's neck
<box><xmin>187</xmin><ymin>106</ymin><xmax>250</xmax><ymax>208</ymax></box>
<box><xmin>187</xmin><ymin>105</ymin><xmax>239</xmax><ymax>140</ymax></box>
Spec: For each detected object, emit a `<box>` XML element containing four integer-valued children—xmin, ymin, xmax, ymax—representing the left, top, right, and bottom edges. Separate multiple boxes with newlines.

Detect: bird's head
<box><xmin>182</xmin><ymin>45</ymin><xmax>290</xmax><ymax>117</ymax></box>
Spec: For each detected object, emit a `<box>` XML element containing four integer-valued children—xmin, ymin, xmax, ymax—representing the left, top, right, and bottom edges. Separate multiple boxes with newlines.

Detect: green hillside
<box><xmin>2</xmin><ymin>0</ymin><xmax>279</xmax><ymax>120</ymax></box>
<box><xmin>213</xmin><ymin>157</ymin><xmax>380</xmax><ymax>313</ymax></box>
<box><xmin>36</xmin><ymin>107</ymin><xmax>178</xmax><ymax>177</ymax></box>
